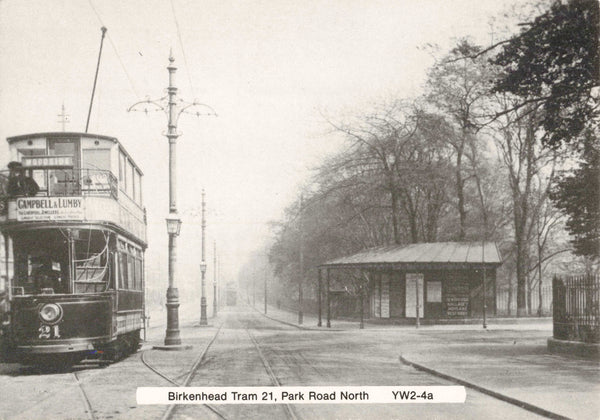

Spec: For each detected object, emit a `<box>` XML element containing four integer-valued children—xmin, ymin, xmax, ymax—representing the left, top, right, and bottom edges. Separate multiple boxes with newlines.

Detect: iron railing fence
<box><xmin>496</xmin><ymin>285</ymin><xmax>553</xmax><ymax>316</ymax></box>
<box><xmin>553</xmin><ymin>274</ymin><xmax>599</xmax><ymax>343</ymax></box>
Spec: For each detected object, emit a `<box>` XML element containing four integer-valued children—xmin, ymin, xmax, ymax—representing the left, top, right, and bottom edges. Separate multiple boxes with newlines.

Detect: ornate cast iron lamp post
<box><xmin>129</xmin><ymin>52</ymin><xmax>215</xmax><ymax>348</ymax></box>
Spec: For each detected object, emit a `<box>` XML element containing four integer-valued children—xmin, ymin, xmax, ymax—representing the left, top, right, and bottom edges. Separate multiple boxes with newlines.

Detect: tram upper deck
<box><xmin>0</xmin><ymin>132</ymin><xmax>146</xmax><ymax>244</ymax></box>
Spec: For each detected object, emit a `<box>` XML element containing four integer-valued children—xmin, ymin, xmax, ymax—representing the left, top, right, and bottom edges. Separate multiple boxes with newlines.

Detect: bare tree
<box><xmin>490</xmin><ymin>94</ymin><xmax>554</xmax><ymax>316</ymax></box>
<box><xmin>425</xmin><ymin>39</ymin><xmax>495</xmax><ymax>240</ymax></box>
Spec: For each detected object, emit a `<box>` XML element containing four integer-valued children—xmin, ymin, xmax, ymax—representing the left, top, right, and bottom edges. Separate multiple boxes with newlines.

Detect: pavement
<box><xmin>253</xmin><ymin>304</ymin><xmax>600</xmax><ymax>420</ymax></box>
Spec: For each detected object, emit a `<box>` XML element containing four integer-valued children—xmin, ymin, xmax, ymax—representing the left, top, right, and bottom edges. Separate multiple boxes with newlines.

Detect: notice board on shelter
<box><xmin>444</xmin><ymin>274</ymin><xmax>469</xmax><ymax>317</ymax></box>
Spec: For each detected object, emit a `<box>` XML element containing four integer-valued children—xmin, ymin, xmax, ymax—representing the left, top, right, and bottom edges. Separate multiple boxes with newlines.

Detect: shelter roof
<box><xmin>321</xmin><ymin>241</ymin><xmax>502</xmax><ymax>268</ymax></box>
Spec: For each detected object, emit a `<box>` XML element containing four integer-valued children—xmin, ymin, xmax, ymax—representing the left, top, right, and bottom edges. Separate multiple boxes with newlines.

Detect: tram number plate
<box><xmin>39</xmin><ymin>324</ymin><xmax>61</xmax><ymax>339</ymax></box>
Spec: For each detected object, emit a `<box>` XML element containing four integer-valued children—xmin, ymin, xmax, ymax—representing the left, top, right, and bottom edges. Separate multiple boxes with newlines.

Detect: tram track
<box><xmin>246</xmin><ymin>328</ymin><xmax>299</xmax><ymax>420</ymax></box>
<box><xmin>151</xmin><ymin>324</ymin><xmax>228</xmax><ymax>420</ymax></box>
<box><xmin>5</xmin><ymin>364</ymin><xmax>105</xmax><ymax>420</ymax></box>
<box><xmin>159</xmin><ymin>310</ymin><xmax>301</xmax><ymax>420</ymax></box>
<box><xmin>73</xmin><ymin>371</ymin><xmax>97</xmax><ymax>420</ymax></box>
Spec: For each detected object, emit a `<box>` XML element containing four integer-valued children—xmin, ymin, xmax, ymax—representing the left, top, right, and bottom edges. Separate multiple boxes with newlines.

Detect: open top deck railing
<box><xmin>0</xmin><ymin>168</ymin><xmax>118</xmax><ymax>200</ymax></box>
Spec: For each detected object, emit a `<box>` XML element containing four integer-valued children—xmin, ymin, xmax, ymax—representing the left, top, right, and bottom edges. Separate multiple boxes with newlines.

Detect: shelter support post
<box><xmin>317</xmin><ymin>268</ymin><xmax>322</xmax><ymax>327</ymax></box>
<box><xmin>415</xmin><ymin>275</ymin><xmax>420</xmax><ymax>329</ymax></box>
<box><xmin>494</xmin><ymin>273</ymin><xmax>497</xmax><ymax>316</ymax></box>
<box><xmin>483</xmin><ymin>267</ymin><xmax>487</xmax><ymax>329</ymax></box>
<box><xmin>360</xmin><ymin>283</ymin><xmax>364</xmax><ymax>330</ymax></box>
<box><xmin>326</xmin><ymin>268</ymin><xmax>331</xmax><ymax>328</ymax></box>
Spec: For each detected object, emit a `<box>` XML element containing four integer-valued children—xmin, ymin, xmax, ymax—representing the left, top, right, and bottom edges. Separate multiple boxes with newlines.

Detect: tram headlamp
<box><xmin>39</xmin><ymin>303</ymin><xmax>63</xmax><ymax>324</ymax></box>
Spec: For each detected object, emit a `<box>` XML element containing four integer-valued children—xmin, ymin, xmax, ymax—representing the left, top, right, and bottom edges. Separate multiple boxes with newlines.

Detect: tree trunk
<box><xmin>456</xmin><ymin>149</ymin><xmax>467</xmax><ymax>240</ymax></box>
<box><xmin>538</xmin><ymin>275</ymin><xmax>543</xmax><ymax>317</ymax></box>
<box><xmin>515</xmin><ymin>231</ymin><xmax>529</xmax><ymax>317</ymax></box>
<box><xmin>527</xmin><ymin>272</ymin><xmax>532</xmax><ymax>315</ymax></box>
<box><xmin>390</xmin><ymin>187</ymin><xmax>401</xmax><ymax>245</ymax></box>
<box><xmin>508</xmin><ymin>274</ymin><xmax>513</xmax><ymax>316</ymax></box>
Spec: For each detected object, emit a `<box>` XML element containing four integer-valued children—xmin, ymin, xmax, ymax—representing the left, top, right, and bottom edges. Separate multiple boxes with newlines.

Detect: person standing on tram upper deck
<box><xmin>6</xmin><ymin>161</ymin><xmax>39</xmax><ymax>197</ymax></box>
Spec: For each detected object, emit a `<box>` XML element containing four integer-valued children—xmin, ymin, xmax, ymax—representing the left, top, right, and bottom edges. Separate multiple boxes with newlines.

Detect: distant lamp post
<box><xmin>199</xmin><ymin>189</ymin><xmax>208</xmax><ymax>326</ymax></box>
<box><xmin>213</xmin><ymin>241</ymin><xmax>217</xmax><ymax>317</ymax></box>
<box><xmin>298</xmin><ymin>194</ymin><xmax>304</xmax><ymax>325</ymax></box>
<box><xmin>200</xmin><ymin>260</ymin><xmax>208</xmax><ymax>324</ymax></box>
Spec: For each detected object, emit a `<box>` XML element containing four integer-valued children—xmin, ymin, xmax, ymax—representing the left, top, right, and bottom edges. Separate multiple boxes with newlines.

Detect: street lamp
<box><xmin>129</xmin><ymin>52</ymin><xmax>215</xmax><ymax>350</ymax></box>
<box><xmin>166</xmin><ymin>213</ymin><xmax>182</xmax><ymax>236</ymax></box>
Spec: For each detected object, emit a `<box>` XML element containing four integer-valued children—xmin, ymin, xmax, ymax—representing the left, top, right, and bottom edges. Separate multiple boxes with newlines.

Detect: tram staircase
<box><xmin>74</xmin><ymin>244</ymin><xmax>109</xmax><ymax>294</ymax></box>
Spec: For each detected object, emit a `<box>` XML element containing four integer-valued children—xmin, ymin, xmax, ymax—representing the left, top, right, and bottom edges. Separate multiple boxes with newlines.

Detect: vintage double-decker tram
<box><xmin>0</xmin><ymin>132</ymin><xmax>147</xmax><ymax>366</ymax></box>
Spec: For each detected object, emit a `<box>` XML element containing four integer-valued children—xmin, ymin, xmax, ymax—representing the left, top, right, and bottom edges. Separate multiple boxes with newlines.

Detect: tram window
<box><xmin>119</xmin><ymin>152</ymin><xmax>126</xmax><ymax>186</ymax></box>
<box><xmin>126</xmin><ymin>160</ymin><xmax>134</xmax><ymax>198</ymax></box>
<box><xmin>18</xmin><ymin>148</ymin><xmax>46</xmax><ymax>159</ymax></box>
<box><xmin>119</xmin><ymin>253</ymin><xmax>128</xmax><ymax>289</ymax></box>
<box><xmin>18</xmin><ymin>149</ymin><xmax>47</xmax><ymax>192</ymax></box>
<box><xmin>32</xmin><ymin>169</ymin><xmax>47</xmax><ymax>191</ymax></box>
<box><xmin>134</xmin><ymin>170</ymin><xmax>142</xmax><ymax>204</ymax></box>
<box><xmin>127</xmin><ymin>254</ymin><xmax>134</xmax><ymax>289</ymax></box>
<box><xmin>116</xmin><ymin>241</ymin><xmax>143</xmax><ymax>290</ymax></box>
<box><xmin>12</xmin><ymin>231</ymin><xmax>69</xmax><ymax>295</ymax></box>
<box><xmin>49</xmin><ymin>140</ymin><xmax>77</xmax><ymax>175</ymax></box>
<box><xmin>82</xmin><ymin>149</ymin><xmax>111</xmax><ymax>172</ymax></box>
<box><xmin>134</xmin><ymin>258</ymin><xmax>142</xmax><ymax>290</ymax></box>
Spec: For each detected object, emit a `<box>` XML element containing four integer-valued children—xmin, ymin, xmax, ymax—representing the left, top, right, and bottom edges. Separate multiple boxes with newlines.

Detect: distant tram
<box><xmin>0</xmin><ymin>132</ymin><xmax>147</xmax><ymax>366</ymax></box>
<box><xmin>226</xmin><ymin>283</ymin><xmax>237</xmax><ymax>306</ymax></box>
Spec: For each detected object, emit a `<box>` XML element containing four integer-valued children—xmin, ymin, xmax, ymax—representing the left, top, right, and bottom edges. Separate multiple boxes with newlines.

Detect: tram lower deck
<box><xmin>1</xmin><ymin>226</ymin><xmax>145</xmax><ymax>365</ymax></box>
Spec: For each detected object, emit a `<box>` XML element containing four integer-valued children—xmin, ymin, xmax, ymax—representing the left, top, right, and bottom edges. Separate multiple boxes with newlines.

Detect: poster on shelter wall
<box><xmin>15</xmin><ymin>197</ymin><xmax>84</xmax><ymax>221</ymax></box>
<box><xmin>405</xmin><ymin>273</ymin><xmax>424</xmax><ymax>318</ymax></box>
<box><xmin>381</xmin><ymin>274</ymin><xmax>390</xmax><ymax>318</ymax></box>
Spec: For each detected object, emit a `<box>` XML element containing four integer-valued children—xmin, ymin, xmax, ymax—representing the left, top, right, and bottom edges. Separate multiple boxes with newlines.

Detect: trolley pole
<box><xmin>200</xmin><ymin>190</ymin><xmax>208</xmax><ymax>326</ymax></box>
<box><xmin>129</xmin><ymin>52</ymin><xmax>216</xmax><ymax>350</ymax></box>
<box><xmin>85</xmin><ymin>27</ymin><xmax>107</xmax><ymax>133</ymax></box>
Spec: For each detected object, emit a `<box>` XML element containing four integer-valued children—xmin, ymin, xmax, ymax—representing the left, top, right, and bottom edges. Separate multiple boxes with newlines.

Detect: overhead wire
<box><xmin>169</xmin><ymin>0</ymin><xmax>214</xmax><ymax>207</ymax></box>
<box><xmin>87</xmin><ymin>0</ymin><xmax>141</xmax><ymax>99</ymax></box>
<box><xmin>170</xmin><ymin>0</ymin><xmax>196</xmax><ymax>98</ymax></box>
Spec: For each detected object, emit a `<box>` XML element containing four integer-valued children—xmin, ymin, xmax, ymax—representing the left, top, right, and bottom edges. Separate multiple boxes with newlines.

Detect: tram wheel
<box><xmin>129</xmin><ymin>331</ymin><xmax>141</xmax><ymax>354</ymax></box>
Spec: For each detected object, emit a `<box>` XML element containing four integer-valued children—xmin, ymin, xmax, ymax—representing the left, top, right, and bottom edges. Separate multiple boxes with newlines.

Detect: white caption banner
<box><xmin>137</xmin><ymin>386</ymin><xmax>466</xmax><ymax>405</ymax></box>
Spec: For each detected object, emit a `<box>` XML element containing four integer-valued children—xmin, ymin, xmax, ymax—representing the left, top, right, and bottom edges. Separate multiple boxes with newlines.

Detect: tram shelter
<box><xmin>316</xmin><ymin>241</ymin><xmax>502</xmax><ymax>326</ymax></box>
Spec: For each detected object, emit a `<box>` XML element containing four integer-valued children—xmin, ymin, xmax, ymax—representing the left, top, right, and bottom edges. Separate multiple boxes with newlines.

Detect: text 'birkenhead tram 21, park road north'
<box><xmin>136</xmin><ymin>386</ymin><xmax>466</xmax><ymax>404</ymax></box>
